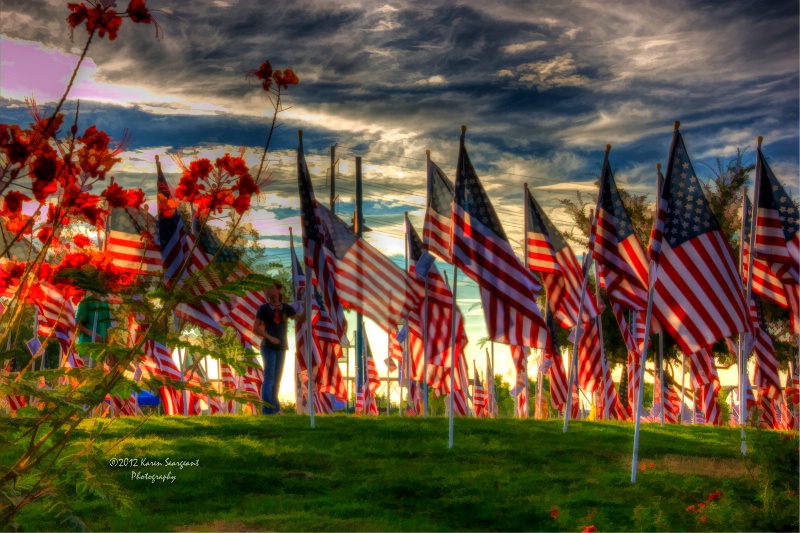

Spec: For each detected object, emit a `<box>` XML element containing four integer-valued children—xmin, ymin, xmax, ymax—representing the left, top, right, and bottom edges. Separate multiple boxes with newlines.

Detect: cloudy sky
<box><xmin>2</xmin><ymin>0</ymin><xmax>798</xmax><ymax>395</ymax></box>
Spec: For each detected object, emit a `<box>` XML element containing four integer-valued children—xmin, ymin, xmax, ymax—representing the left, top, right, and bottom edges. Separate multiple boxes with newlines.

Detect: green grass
<box><xmin>12</xmin><ymin>414</ymin><xmax>800</xmax><ymax>532</ymax></box>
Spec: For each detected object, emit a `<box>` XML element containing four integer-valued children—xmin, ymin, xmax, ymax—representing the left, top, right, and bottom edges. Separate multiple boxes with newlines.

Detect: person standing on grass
<box><xmin>253</xmin><ymin>281</ymin><xmax>305</xmax><ymax>415</ymax></box>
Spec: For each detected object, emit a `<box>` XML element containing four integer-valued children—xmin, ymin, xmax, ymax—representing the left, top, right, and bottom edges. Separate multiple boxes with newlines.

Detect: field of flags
<box><xmin>2</xmin><ymin>122</ymin><xmax>798</xmax><ymax>463</ymax></box>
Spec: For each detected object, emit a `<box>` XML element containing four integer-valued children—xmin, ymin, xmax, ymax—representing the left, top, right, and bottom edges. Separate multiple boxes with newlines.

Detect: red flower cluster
<box><xmin>0</xmin><ymin>191</ymin><xmax>33</xmax><ymax>235</ymax></box>
<box><xmin>638</xmin><ymin>461</ymin><xmax>656</xmax><ymax>472</ymax></box>
<box><xmin>582</xmin><ymin>526</ymin><xmax>597</xmax><ymax>532</ymax></box>
<box><xmin>67</xmin><ymin>0</ymin><xmax>159</xmax><ymax>41</ymax></box>
<box><xmin>73</xmin><ymin>234</ymin><xmax>92</xmax><ymax>248</ymax></box>
<box><xmin>174</xmin><ymin>153</ymin><xmax>260</xmax><ymax>217</ymax></box>
<box><xmin>786</xmin><ymin>386</ymin><xmax>799</xmax><ymax>405</ymax></box>
<box><xmin>707</xmin><ymin>490</ymin><xmax>723</xmax><ymax>502</ymax></box>
<box><xmin>550</xmin><ymin>505</ymin><xmax>559</xmax><ymax>519</ymax></box>
<box><xmin>247</xmin><ymin>60</ymin><xmax>300</xmax><ymax>92</ymax></box>
<box><xmin>0</xmin><ymin>261</ymin><xmax>25</xmax><ymax>296</ymax></box>
<box><xmin>103</xmin><ymin>181</ymin><xmax>145</xmax><ymax>209</ymax></box>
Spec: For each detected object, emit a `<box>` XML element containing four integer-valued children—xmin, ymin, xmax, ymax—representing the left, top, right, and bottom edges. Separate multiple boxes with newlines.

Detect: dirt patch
<box><xmin>284</xmin><ymin>470</ymin><xmax>315</xmax><ymax>479</ymax></box>
<box><xmin>643</xmin><ymin>454</ymin><xmax>754</xmax><ymax>478</ymax></box>
<box><xmin>175</xmin><ymin>520</ymin><xmax>251</xmax><ymax>532</ymax></box>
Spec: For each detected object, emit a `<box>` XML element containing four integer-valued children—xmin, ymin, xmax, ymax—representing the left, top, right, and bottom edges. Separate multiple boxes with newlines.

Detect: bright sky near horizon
<box><xmin>1</xmin><ymin>0</ymin><xmax>798</xmax><ymax>402</ymax></box>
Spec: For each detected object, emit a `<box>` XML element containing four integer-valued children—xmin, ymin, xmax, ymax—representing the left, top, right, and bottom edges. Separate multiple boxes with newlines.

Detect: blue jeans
<box><xmin>260</xmin><ymin>346</ymin><xmax>285</xmax><ymax>415</ymax></box>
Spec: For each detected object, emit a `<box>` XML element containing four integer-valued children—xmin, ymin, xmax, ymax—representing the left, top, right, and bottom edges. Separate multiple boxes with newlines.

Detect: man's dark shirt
<box><xmin>255</xmin><ymin>302</ymin><xmax>297</xmax><ymax>350</ymax></box>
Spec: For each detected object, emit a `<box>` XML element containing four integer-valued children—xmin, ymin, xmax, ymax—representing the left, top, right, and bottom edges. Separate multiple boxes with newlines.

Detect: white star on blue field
<box><xmin>2</xmin><ymin>0</ymin><xmax>797</xmax><ymax>392</ymax></box>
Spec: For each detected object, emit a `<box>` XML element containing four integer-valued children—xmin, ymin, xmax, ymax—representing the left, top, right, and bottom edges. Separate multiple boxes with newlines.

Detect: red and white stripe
<box><xmin>546</xmin><ymin>349</ymin><xmax>569</xmax><ymax>412</ymax></box>
<box><xmin>472</xmin><ymin>363</ymin><xmax>486</xmax><ymax>417</ymax></box>
<box><xmin>35</xmin><ymin>284</ymin><xmax>76</xmax><ymax>355</ymax></box>
<box><xmin>576</xmin><ymin>321</ymin><xmax>603</xmax><ymax>394</ymax></box>
<box><xmin>592</xmin><ymin>213</ymin><xmax>649</xmax><ymax>311</ymax></box>
<box><xmin>423</xmin><ymin>208</ymin><xmax>453</xmax><ymax>264</ymax></box>
<box><xmin>106</xmin><ymin>207</ymin><xmax>163</xmax><ymax>276</ymax></box>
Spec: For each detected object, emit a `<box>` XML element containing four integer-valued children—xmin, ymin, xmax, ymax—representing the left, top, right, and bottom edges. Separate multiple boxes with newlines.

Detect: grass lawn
<box><xmin>11</xmin><ymin>414</ymin><xmax>800</xmax><ymax>532</ymax></box>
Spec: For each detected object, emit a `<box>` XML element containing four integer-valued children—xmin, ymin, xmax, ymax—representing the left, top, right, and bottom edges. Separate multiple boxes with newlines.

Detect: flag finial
<box><xmin>757</xmin><ymin>136</ymin><xmax>763</xmax><ymax>149</ymax></box>
<box><xmin>426</xmin><ymin>149</ymin><xmax>431</xmax><ymax>156</ymax></box>
<box><xmin>656</xmin><ymin>163</ymin><xmax>661</xmax><ymax>171</ymax></box>
<box><xmin>461</xmin><ymin>125</ymin><xmax>467</xmax><ymax>134</ymax></box>
<box><xmin>605</xmin><ymin>144</ymin><xmax>611</xmax><ymax>153</ymax></box>
<box><xmin>155</xmin><ymin>154</ymin><xmax>160</xmax><ymax>163</ymax></box>
<box><xmin>298</xmin><ymin>129</ymin><xmax>303</xmax><ymax>140</ymax></box>
<box><xmin>673</xmin><ymin>121</ymin><xmax>680</xmax><ymax>130</ymax></box>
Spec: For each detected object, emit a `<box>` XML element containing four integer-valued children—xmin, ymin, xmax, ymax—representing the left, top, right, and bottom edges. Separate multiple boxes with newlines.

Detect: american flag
<box><xmin>423</xmin><ymin>156</ymin><xmax>455</xmax><ymax>263</ymax></box>
<box><xmin>749</xmin><ymin>295</ymin><xmax>781</xmax><ymax>400</ymax></box>
<box><xmin>753</xmin><ymin>144</ymin><xmax>799</xmax><ymax>285</ymax></box>
<box><xmin>778</xmin><ymin>372</ymin><xmax>796</xmax><ymax>430</ymax></box>
<box><xmin>106</xmin><ymin>206</ymin><xmax>163</xmax><ymax>277</ymax></box>
<box><xmin>648</xmin><ymin>127</ymin><xmax>748</xmax><ymax>355</ymax></box>
<box><xmin>744</xmin><ymin>197</ymin><xmax>794</xmax><ymax>312</ymax></box>
<box><xmin>34</xmin><ymin>283</ymin><xmax>76</xmax><ymax>355</ymax></box>
<box><xmin>315</xmin><ymin>202</ymin><xmax>423</xmax><ymax>332</ymax></box>
<box><xmin>591</xmin><ymin>155</ymin><xmax>649</xmax><ymax>311</ymax></box>
<box><xmin>757</xmin><ymin>391</ymin><xmax>778</xmax><ymax>429</ymax></box>
<box><xmin>407</xmin><ymin>379</ymin><xmax>424</xmax><ymax>416</ymax></box>
<box><xmin>526</xmin><ymin>188</ymin><xmax>599</xmax><ymax>327</ymax></box>
<box><xmin>298</xmin><ymin>373</ymin><xmax>335</xmax><ymax>415</ymax></box>
<box><xmin>363</xmin><ymin>329</ymin><xmax>381</xmax><ymax>394</ymax></box>
<box><xmin>241</xmin><ymin>354</ymin><xmax>263</xmax><ymax>411</ymax></box>
<box><xmin>192</xmin><ymin>218</ymin><xmax>265</xmax><ymax>349</ymax></box>
<box><xmin>156</xmin><ymin>158</ymin><xmax>227</xmax><ymax>336</ymax></box>
<box><xmin>291</xmin><ymin>242</ymin><xmax>347</xmax><ymax>401</ymax></box>
<box><xmin>296</xmin><ymin>134</ymin><xmax>348</xmax><ymax>343</ymax></box>
<box><xmin>596</xmin><ymin>363</ymin><xmax>629</xmax><ymax>421</ymax></box>
<box><xmin>220</xmin><ymin>362</ymin><xmax>238</xmax><ymax>414</ymax></box>
<box><xmin>653</xmin><ymin>372</ymin><xmax>681</xmax><ymax>424</ymax></box>
<box><xmin>472</xmin><ymin>362</ymin><xmax>486</xmax><ymax>417</ymax></box>
<box><xmin>139</xmin><ymin>340</ymin><xmax>183</xmax><ymax>415</ymax></box>
<box><xmin>576</xmin><ymin>321</ymin><xmax>604</xmax><ymax>394</ymax></box>
<box><xmin>686</xmin><ymin>348</ymin><xmax>721</xmax><ymax>425</ymax></box>
<box><xmin>543</xmin><ymin>307</ymin><xmax>569</xmax><ymax>412</ymax></box>
<box><xmin>728</xmin><ymin>378</ymin><xmax>756</xmax><ymax>426</ymax></box>
<box><xmin>511</xmin><ymin>352</ymin><xmax>529</xmax><ymax>418</ymax></box>
<box><xmin>452</xmin><ymin>130</ymin><xmax>549</xmax><ymax>348</ymax></box>
<box><xmin>406</xmin><ymin>216</ymin><xmax>467</xmax><ymax>371</ymax></box>
<box><xmin>485</xmin><ymin>348</ymin><xmax>498</xmax><ymax>418</ymax></box>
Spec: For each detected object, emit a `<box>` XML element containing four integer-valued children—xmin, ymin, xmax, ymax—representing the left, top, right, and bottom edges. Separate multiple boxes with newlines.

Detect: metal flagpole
<box><xmin>444</xmin><ymin>269</ymin><xmax>457</xmax><ymax>448</ymax></box>
<box><xmin>403</xmin><ymin>210</ymin><xmax>410</xmax><ymax>417</ymax></box>
<box><xmin>355</xmin><ymin>155</ymin><xmax>364</xmax><ymax>417</ymax></box>
<box><xmin>523</xmin><ymin>182</ymin><xmax>530</xmax><ymax>420</ymax></box>
<box><xmin>182</xmin><ymin>349</ymin><xmax>189</xmax><ymax>417</ymax></box>
<box><xmin>330</xmin><ymin>143</ymin><xmax>337</xmax><ymax>211</ymax></box>
<box><xmin>423</xmin><ymin>150</ymin><xmax>432</xmax><ymax>418</ymax></box>
<box><xmin>631</xmin><ymin>136</ymin><xmax>676</xmax><ymax>484</ymax></box>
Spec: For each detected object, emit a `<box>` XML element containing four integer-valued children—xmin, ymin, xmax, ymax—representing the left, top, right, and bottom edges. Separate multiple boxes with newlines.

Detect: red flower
<box><xmin>550</xmin><ymin>505</ymin><xmax>559</xmax><ymax>519</ymax></box>
<box><xmin>582</xmin><ymin>526</ymin><xmax>597</xmax><ymax>532</ymax></box>
<box><xmin>87</xmin><ymin>7</ymin><xmax>122</xmax><ymax>41</ymax></box>
<box><xmin>157</xmin><ymin>193</ymin><xmax>177</xmax><ymax>218</ymax></box>
<box><xmin>216</xmin><ymin>154</ymin><xmax>249</xmax><ymax>177</ymax></box>
<box><xmin>127</xmin><ymin>0</ymin><xmax>152</xmax><ymax>23</ymax></box>
<box><xmin>697</xmin><ymin>502</ymin><xmax>706</xmax><ymax>510</ymax></box>
<box><xmin>273</xmin><ymin>68</ymin><xmax>299</xmax><ymax>89</ymax></box>
<box><xmin>686</xmin><ymin>505</ymin><xmax>697</xmax><ymax>513</ymax></box>
<box><xmin>235</xmin><ymin>173</ymin><xmax>259</xmax><ymax>196</ymax></box>
<box><xmin>707</xmin><ymin>490</ymin><xmax>723</xmax><ymax>502</ymax></box>
<box><xmin>699</xmin><ymin>516</ymin><xmax>707</xmax><ymax>523</ymax></box>
<box><xmin>103</xmin><ymin>181</ymin><xmax>129</xmax><ymax>208</ymax></box>
<box><xmin>36</xmin><ymin>226</ymin><xmax>52</xmax><ymax>244</ymax></box>
<box><xmin>60</xmin><ymin>252</ymin><xmax>92</xmax><ymax>270</ymax></box>
<box><xmin>231</xmin><ymin>193</ymin><xmax>251</xmax><ymax>215</ymax></box>
<box><xmin>3</xmin><ymin>213</ymin><xmax>32</xmax><ymax>235</ymax></box>
<box><xmin>1</xmin><ymin>191</ymin><xmax>30</xmax><ymax>215</ymax></box>
<box><xmin>73</xmin><ymin>234</ymin><xmax>92</xmax><ymax>248</ymax></box>
<box><xmin>126</xmin><ymin>188</ymin><xmax>145</xmax><ymax>209</ymax></box>
<box><xmin>248</xmin><ymin>60</ymin><xmax>274</xmax><ymax>91</ymax></box>
<box><xmin>67</xmin><ymin>3</ymin><xmax>90</xmax><ymax>30</ymax></box>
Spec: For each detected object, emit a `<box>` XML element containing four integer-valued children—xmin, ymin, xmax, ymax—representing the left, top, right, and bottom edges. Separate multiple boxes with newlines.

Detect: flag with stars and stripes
<box><xmin>291</xmin><ymin>243</ymin><xmax>347</xmax><ymax>401</ymax></box>
<box><xmin>156</xmin><ymin>158</ymin><xmax>228</xmax><ymax>336</ymax></box>
<box><xmin>363</xmin><ymin>329</ymin><xmax>381</xmax><ymax>395</ymax></box>
<box><xmin>452</xmin><ymin>130</ymin><xmax>550</xmax><ymax>348</ymax></box>
<box><xmin>296</xmin><ymin>134</ymin><xmax>348</xmax><ymax>344</ymax></box>
<box><xmin>315</xmin><ymin>202</ymin><xmax>423</xmax><ymax>332</ymax></box>
<box><xmin>423</xmin><ymin>157</ymin><xmax>455</xmax><ymax>263</ymax></box>
<box><xmin>139</xmin><ymin>340</ymin><xmax>183</xmax><ymax>416</ymax></box>
<box><xmin>34</xmin><ymin>283</ymin><xmax>76</xmax><ymax>356</ymax></box>
<box><xmin>406</xmin><ymin>216</ymin><xmax>467</xmax><ymax>371</ymax></box>
<box><xmin>749</xmin><ymin>294</ymin><xmax>781</xmax><ymax>400</ymax></box>
<box><xmin>591</xmin><ymin>155</ymin><xmax>649</xmax><ymax>311</ymax></box>
<box><xmin>526</xmin><ymin>188</ymin><xmax>599</xmax><ymax>328</ymax></box>
<box><xmin>754</xmin><ymin>145</ymin><xmax>799</xmax><ymax>284</ymax></box>
<box><xmin>106</xmin><ymin>206</ymin><xmax>163</xmax><ymax>277</ymax></box>
<box><xmin>743</xmin><ymin>196</ymin><xmax>794</xmax><ymax>314</ymax></box>
<box><xmin>472</xmin><ymin>362</ymin><xmax>486</xmax><ymax>417</ymax></box>
<box><xmin>648</xmin><ymin>126</ymin><xmax>748</xmax><ymax>355</ymax></box>
<box><xmin>543</xmin><ymin>306</ymin><xmax>569</xmax><ymax>412</ymax></box>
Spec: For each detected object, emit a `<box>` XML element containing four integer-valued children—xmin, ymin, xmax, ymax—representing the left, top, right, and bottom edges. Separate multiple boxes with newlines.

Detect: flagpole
<box><xmin>355</xmin><ymin>155</ymin><xmax>364</xmax><ymax>416</ymax></box>
<box><xmin>631</xmin><ymin>126</ymin><xmax>677</xmax><ymax>484</ymax></box>
<box><xmin>424</xmin><ymin>150</ymin><xmax>433</xmax><ymax>419</ymax></box>
<box><xmin>738</xmin><ymin>176</ymin><xmax>755</xmax><ymax>453</ymax></box>
<box><xmin>563</xmin><ymin>145</ymin><xmax>610</xmax><ymax>432</ymax></box>
<box><xmin>404</xmin><ymin>210</ymin><xmax>410</xmax><ymax>416</ymax></box>
<box><xmin>444</xmin><ymin>268</ymin><xmax>457</xmax><ymax>448</ymax></box>
<box><xmin>296</xmin><ymin>133</ymin><xmax>316</xmax><ymax>429</ymax></box>
<box><xmin>330</xmin><ymin>143</ymin><xmax>337</xmax><ymax>211</ymax></box>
